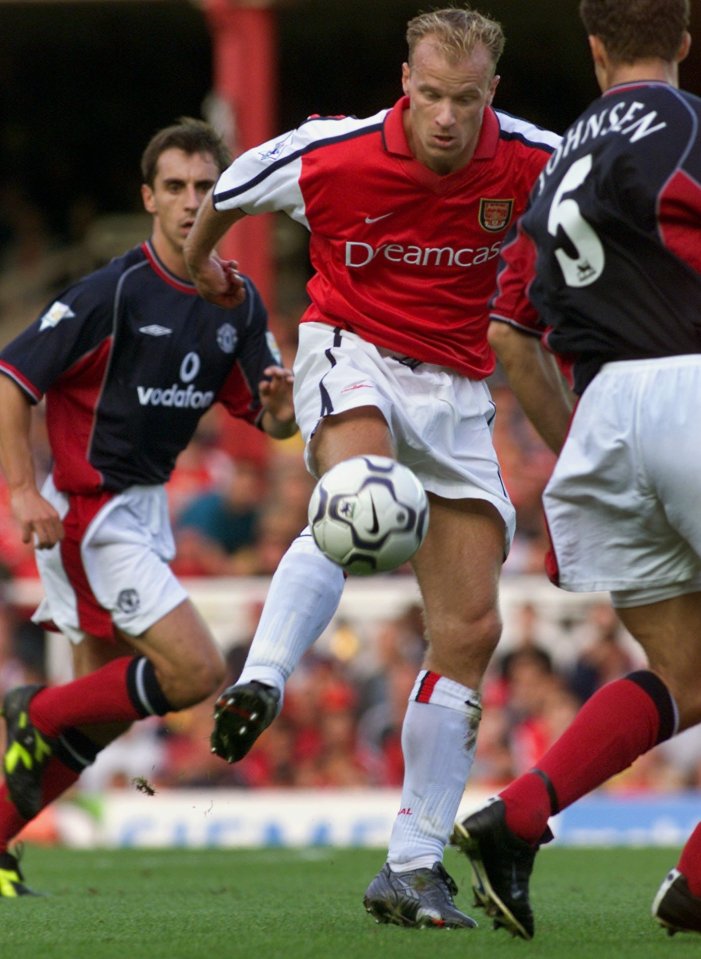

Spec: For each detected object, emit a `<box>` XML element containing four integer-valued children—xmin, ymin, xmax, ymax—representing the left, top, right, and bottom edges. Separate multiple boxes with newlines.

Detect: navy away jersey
<box><xmin>491</xmin><ymin>81</ymin><xmax>701</xmax><ymax>393</ymax></box>
<box><xmin>0</xmin><ymin>242</ymin><xmax>280</xmax><ymax>493</ymax></box>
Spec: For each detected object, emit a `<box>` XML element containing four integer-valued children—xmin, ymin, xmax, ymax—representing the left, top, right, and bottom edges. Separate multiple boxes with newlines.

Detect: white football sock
<box><xmin>387</xmin><ymin>670</ymin><xmax>482</xmax><ymax>872</ymax></box>
<box><xmin>236</xmin><ymin>528</ymin><xmax>345</xmax><ymax>709</ymax></box>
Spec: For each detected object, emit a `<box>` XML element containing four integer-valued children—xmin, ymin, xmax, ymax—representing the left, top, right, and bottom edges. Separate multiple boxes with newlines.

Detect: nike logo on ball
<box><xmin>368</xmin><ymin>498</ymin><xmax>380</xmax><ymax>534</ymax></box>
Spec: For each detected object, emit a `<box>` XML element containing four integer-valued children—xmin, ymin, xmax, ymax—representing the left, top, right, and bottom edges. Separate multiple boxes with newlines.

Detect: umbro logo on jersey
<box><xmin>139</xmin><ymin>324</ymin><xmax>172</xmax><ymax>337</ymax></box>
<box><xmin>364</xmin><ymin>212</ymin><xmax>395</xmax><ymax>224</ymax></box>
<box><xmin>39</xmin><ymin>301</ymin><xmax>76</xmax><ymax>331</ymax></box>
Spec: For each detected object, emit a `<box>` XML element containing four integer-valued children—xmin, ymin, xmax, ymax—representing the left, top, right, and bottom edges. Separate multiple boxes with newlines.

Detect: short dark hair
<box><xmin>140</xmin><ymin>117</ymin><xmax>231</xmax><ymax>186</ymax></box>
<box><xmin>579</xmin><ymin>0</ymin><xmax>690</xmax><ymax>63</ymax></box>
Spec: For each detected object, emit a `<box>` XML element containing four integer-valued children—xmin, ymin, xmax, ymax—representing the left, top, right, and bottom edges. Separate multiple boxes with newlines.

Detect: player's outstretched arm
<box><xmin>488</xmin><ymin>321</ymin><xmax>574</xmax><ymax>455</ymax></box>
<box><xmin>257</xmin><ymin>365</ymin><xmax>298</xmax><ymax>440</ymax></box>
<box><xmin>184</xmin><ymin>189</ymin><xmax>248</xmax><ymax>308</ymax></box>
<box><xmin>0</xmin><ymin>375</ymin><xmax>64</xmax><ymax>548</ymax></box>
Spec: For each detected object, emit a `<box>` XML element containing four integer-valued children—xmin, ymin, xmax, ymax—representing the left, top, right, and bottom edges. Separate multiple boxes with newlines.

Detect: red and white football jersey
<box><xmin>214</xmin><ymin>97</ymin><xmax>560</xmax><ymax>378</ymax></box>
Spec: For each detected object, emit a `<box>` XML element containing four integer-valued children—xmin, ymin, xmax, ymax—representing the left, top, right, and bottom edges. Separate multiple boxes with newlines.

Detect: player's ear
<box><xmin>588</xmin><ymin>35</ymin><xmax>606</xmax><ymax>69</ymax></box>
<box><xmin>141</xmin><ymin>183</ymin><xmax>156</xmax><ymax>215</ymax></box>
<box><xmin>677</xmin><ymin>30</ymin><xmax>692</xmax><ymax>64</ymax></box>
<box><xmin>401</xmin><ymin>61</ymin><xmax>411</xmax><ymax>95</ymax></box>
<box><xmin>487</xmin><ymin>73</ymin><xmax>500</xmax><ymax>105</ymax></box>
<box><xmin>588</xmin><ymin>35</ymin><xmax>609</xmax><ymax>91</ymax></box>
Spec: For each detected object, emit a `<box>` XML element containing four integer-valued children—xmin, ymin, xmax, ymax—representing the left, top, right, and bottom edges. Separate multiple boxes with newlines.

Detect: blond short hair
<box><xmin>406</xmin><ymin>6</ymin><xmax>505</xmax><ymax>68</ymax></box>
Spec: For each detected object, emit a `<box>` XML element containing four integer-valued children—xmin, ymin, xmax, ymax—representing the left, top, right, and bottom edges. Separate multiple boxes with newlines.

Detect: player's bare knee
<box><xmin>427</xmin><ymin>607</ymin><xmax>502</xmax><ymax>683</ymax></box>
<box><xmin>190</xmin><ymin>646</ymin><xmax>226</xmax><ymax>699</ymax></box>
<box><xmin>310</xmin><ymin>407</ymin><xmax>393</xmax><ymax>474</ymax></box>
<box><xmin>450</xmin><ymin>607</ymin><xmax>501</xmax><ymax>652</ymax></box>
<box><xmin>163</xmin><ymin>646</ymin><xmax>226</xmax><ymax>708</ymax></box>
<box><xmin>462</xmin><ymin>616</ymin><xmax>501</xmax><ymax>673</ymax></box>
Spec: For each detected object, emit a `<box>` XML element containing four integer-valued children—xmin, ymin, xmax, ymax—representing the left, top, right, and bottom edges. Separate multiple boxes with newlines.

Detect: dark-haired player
<box><xmin>453</xmin><ymin>0</ymin><xmax>701</xmax><ymax>940</ymax></box>
<box><xmin>0</xmin><ymin>117</ymin><xmax>296</xmax><ymax>896</ymax></box>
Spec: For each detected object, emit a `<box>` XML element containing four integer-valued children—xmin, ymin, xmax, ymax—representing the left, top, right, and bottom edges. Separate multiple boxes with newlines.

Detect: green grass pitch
<box><xmin>2</xmin><ymin>844</ymin><xmax>690</xmax><ymax>959</ymax></box>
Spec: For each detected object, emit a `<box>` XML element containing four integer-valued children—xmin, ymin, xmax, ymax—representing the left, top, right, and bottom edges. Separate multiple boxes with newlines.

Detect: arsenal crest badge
<box><xmin>479</xmin><ymin>198</ymin><xmax>514</xmax><ymax>233</ymax></box>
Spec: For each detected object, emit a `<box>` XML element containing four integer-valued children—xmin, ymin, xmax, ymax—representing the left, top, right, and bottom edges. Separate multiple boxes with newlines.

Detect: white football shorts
<box><xmin>293</xmin><ymin>322</ymin><xmax>515</xmax><ymax>552</ymax></box>
<box><xmin>32</xmin><ymin>475</ymin><xmax>188</xmax><ymax>644</ymax></box>
<box><xmin>543</xmin><ymin>355</ymin><xmax>701</xmax><ymax>607</ymax></box>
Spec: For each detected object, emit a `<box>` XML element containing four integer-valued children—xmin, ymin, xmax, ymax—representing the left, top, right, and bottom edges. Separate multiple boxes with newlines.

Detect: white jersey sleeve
<box><xmin>212</xmin><ymin>110</ymin><xmax>389</xmax><ymax>229</ymax></box>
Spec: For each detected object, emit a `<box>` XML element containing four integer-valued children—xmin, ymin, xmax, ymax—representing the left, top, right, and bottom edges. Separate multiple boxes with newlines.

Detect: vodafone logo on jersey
<box><xmin>136</xmin><ymin>351</ymin><xmax>214</xmax><ymax>410</ymax></box>
<box><xmin>136</xmin><ymin>384</ymin><xmax>214</xmax><ymax>409</ymax></box>
<box><xmin>345</xmin><ymin>240</ymin><xmax>502</xmax><ymax>269</ymax></box>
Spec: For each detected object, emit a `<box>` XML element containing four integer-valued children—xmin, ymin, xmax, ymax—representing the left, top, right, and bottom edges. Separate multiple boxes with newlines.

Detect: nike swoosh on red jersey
<box><xmin>364</xmin><ymin>212</ymin><xmax>394</xmax><ymax>224</ymax></box>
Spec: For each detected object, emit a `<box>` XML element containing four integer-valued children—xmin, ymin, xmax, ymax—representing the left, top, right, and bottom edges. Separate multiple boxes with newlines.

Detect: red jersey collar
<box><xmin>383</xmin><ymin>96</ymin><xmax>500</xmax><ymax>163</ymax></box>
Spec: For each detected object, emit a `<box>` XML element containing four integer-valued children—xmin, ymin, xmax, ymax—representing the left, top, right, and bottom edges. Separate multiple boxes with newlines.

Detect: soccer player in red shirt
<box><xmin>453</xmin><ymin>0</ymin><xmax>701</xmax><ymax>940</ymax></box>
<box><xmin>186</xmin><ymin>6</ymin><xmax>559</xmax><ymax>927</ymax></box>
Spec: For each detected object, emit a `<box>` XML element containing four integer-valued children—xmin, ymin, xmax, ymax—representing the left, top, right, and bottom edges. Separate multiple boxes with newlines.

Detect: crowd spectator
<box><xmin>566</xmin><ymin>600</ymin><xmax>645</xmax><ymax>702</ymax></box>
<box><xmin>158</xmin><ymin>696</ymin><xmax>246</xmax><ymax>789</ymax></box>
<box><xmin>488</xmin><ymin>601</ymin><xmax>560</xmax><ymax>703</ymax></box>
<box><xmin>471</xmin><ymin>702</ymin><xmax>515</xmax><ymax>790</ymax></box>
<box><xmin>173</xmin><ymin>458</ymin><xmax>266</xmax><ymax>576</ymax></box>
<box><xmin>357</xmin><ymin>657</ymin><xmax>419</xmax><ymax>786</ymax></box>
<box><xmin>166</xmin><ymin>414</ymin><xmax>234</xmax><ymax>521</ymax></box>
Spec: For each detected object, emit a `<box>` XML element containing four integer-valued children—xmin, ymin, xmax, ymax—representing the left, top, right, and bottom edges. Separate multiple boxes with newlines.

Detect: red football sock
<box><xmin>501</xmin><ymin>672</ymin><xmax>676</xmax><ymax>844</ymax></box>
<box><xmin>678</xmin><ymin>823</ymin><xmax>701</xmax><ymax>897</ymax></box>
<box><xmin>499</xmin><ymin>771</ymin><xmax>552</xmax><ymax>845</ymax></box>
<box><xmin>39</xmin><ymin>755</ymin><xmax>83</xmax><ymax>808</ymax></box>
<box><xmin>28</xmin><ymin>656</ymin><xmax>166</xmax><ymax>738</ymax></box>
<box><xmin>0</xmin><ymin>785</ymin><xmax>27</xmax><ymax>853</ymax></box>
<box><xmin>0</xmin><ymin>756</ymin><xmax>81</xmax><ymax>853</ymax></box>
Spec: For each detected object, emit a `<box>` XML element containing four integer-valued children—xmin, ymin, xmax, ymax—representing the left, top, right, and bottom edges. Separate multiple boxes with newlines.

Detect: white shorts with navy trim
<box><xmin>293</xmin><ymin>322</ymin><xmax>515</xmax><ymax>552</ymax></box>
<box><xmin>544</xmin><ymin>355</ymin><xmax>701</xmax><ymax>606</ymax></box>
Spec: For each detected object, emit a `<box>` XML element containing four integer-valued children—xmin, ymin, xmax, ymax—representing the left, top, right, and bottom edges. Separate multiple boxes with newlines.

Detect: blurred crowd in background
<box><xmin>68</xmin><ymin>598</ymin><xmax>701</xmax><ymax>797</ymax></box>
<box><xmin>1</xmin><ymin>188</ymin><xmax>700</xmax><ymax>799</ymax></box>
